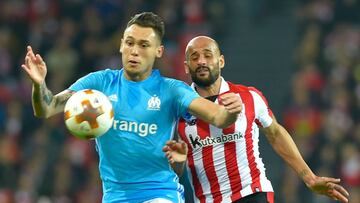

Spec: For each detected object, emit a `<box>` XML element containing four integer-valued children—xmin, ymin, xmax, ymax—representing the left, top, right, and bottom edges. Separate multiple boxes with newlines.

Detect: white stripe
<box><xmin>211</xmin><ymin>144</ymin><xmax>227</xmax><ymax>198</ymax></box>
<box><xmin>251</xmin><ymin>125</ymin><xmax>273</xmax><ymax>190</ymax></box>
<box><xmin>250</xmin><ymin>90</ymin><xmax>274</xmax><ymax>192</ymax></box>
<box><xmin>186</xmin><ymin>124</ymin><xmax>212</xmax><ymax>202</ymax></box>
<box><xmin>218</xmin><ymin>77</ymin><xmax>230</xmax><ymax>94</ymax></box>
<box><xmin>234</xmin><ymin>105</ymin><xmax>253</xmax><ymax>193</ymax></box>
<box><xmin>260</xmin><ymin>176</ymin><xmax>274</xmax><ymax>192</ymax></box>
<box><xmin>184</xmin><ymin>123</ymin><xmax>200</xmax><ymax>203</ymax></box>
<box><xmin>186</xmin><ymin>166</ymin><xmax>199</xmax><ymax>203</ymax></box>
<box><xmin>240</xmin><ymin>185</ymin><xmax>256</xmax><ymax>198</ymax></box>
<box><xmin>250</xmin><ymin>90</ymin><xmax>273</xmax><ymax>127</ymax></box>
<box><xmin>183</xmin><ymin>82</ymin><xmax>274</xmax><ymax>202</ymax></box>
<box><xmin>209</xmin><ymin>124</ymin><xmax>230</xmax><ymax>201</ymax></box>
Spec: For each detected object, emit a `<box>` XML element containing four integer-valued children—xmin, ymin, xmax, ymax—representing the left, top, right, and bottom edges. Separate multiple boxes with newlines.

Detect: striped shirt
<box><xmin>178</xmin><ymin>78</ymin><xmax>274</xmax><ymax>203</ymax></box>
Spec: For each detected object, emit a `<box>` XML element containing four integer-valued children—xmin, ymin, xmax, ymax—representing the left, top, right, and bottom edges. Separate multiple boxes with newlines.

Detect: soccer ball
<box><xmin>64</xmin><ymin>89</ymin><xmax>114</xmax><ymax>139</ymax></box>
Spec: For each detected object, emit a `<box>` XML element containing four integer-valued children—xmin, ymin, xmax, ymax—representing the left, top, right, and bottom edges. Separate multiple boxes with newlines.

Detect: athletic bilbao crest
<box><xmin>183</xmin><ymin>112</ymin><xmax>196</xmax><ymax>126</ymax></box>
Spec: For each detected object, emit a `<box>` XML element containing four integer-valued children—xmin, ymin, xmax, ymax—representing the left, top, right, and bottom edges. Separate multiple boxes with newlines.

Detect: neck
<box><xmin>195</xmin><ymin>77</ymin><xmax>222</xmax><ymax>97</ymax></box>
<box><xmin>124</xmin><ymin>69</ymin><xmax>152</xmax><ymax>82</ymax></box>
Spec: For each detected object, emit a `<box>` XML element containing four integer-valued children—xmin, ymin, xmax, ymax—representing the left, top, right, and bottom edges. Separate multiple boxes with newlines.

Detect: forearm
<box><xmin>171</xmin><ymin>161</ymin><xmax>186</xmax><ymax>176</ymax></box>
<box><xmin>32</xmin><ymin>83</ymin><xmax>72</xmax><ymax>118</ymax></box>
<box><xmin>188</xmin><ymin>97</ymin><xmax>240</xmax><ymax>129</ymax></box>
<box><xmin>266</xmin><ymin>124</ymin><xmax>316</xmax><ymax>184</ymax></box>
<box><xmin>32</xmin><ymin>82</ymin><xmax>54</xmax><ymax>118</ymax></box>
<box><xmin>213</xmin><ymin>107</ymin><xmax>238</xmax><ymax>128</ymax></box>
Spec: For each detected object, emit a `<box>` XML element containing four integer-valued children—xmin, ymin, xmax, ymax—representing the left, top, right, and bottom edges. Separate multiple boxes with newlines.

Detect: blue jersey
<box><xmin>68</xmin><ymin>69</ymin><xmax>199</xmax><ymax>203</ymax></box>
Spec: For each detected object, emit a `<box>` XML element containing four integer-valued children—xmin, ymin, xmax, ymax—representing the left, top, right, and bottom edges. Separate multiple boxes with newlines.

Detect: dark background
<box><xmin>0</xmin><ymin>0</ymin><xmax>359</xmax><ymax>202</ymax></box>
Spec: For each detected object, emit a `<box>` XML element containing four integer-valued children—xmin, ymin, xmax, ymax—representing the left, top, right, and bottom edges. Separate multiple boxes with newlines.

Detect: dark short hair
<box><xmin>127</xmin><ymin>12</ymin><xmax>165</xmax><ymax>43</ymax></box>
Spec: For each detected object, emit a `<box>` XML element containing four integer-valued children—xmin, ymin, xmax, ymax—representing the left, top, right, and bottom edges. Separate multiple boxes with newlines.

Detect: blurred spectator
<box><xmin>1</xmin><ymin>0</ymin><xmax>359</xmax><ymax>202</ymax></box>
<box><xmin>283</xmin><ymin>0</ymin><xmax>360</xmax><ymax>202</ymax></box>
<box><xmin>0</xmin><ymin>0</ymin><xmax>226</xmax><ymax>202</ymax></box>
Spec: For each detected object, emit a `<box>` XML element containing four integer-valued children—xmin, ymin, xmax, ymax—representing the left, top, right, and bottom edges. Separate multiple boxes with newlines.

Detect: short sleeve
<box><xmin>68</xmin><ymin>71</ymin><xmax>105</xmax><ymax>92</ymax></box>
<box><xmin>171</xmin><ymin>80</ymin><xmax>199</xmax><ymax>118</ymax></box>
<box><xmin>249</xmin><ymin>87</ymin><xmax>273</xmax><ymax>128</ymax></box>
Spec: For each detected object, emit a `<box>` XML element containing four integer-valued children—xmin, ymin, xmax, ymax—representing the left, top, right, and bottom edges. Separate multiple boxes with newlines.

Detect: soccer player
<box><xmin>163</xmin><ymin>36</ymin><xmax>350</xmax><ymax>203</ymax></box>
<box><xmin>21</xmin><ymin>13</ymin><xmax>242</xmax><ymax>203</ymax></box>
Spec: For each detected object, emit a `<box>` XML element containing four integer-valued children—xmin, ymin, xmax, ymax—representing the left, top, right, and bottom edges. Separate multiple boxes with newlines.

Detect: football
<box><xmin>64</xmin><ymin>89</ymin><xmax>114</xmax><ymax>139</ymax></box>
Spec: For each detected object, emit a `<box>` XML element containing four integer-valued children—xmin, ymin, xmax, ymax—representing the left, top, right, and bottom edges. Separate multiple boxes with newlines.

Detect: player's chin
<box><xmin>124</xmin><ymin>66</ymin><xmax>143</xmax><ymax>76</ymax></box>
<box><xmin>125</xmin><ymin>64</ymin><xmax>140</xmax><ymax>71</ymax></box>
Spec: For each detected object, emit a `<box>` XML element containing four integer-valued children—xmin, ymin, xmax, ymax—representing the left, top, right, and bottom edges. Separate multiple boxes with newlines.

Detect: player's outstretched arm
<box><xmin>162</xmin><ymin>140</ymin><xmax>187</xmax><ymax>175</ymax></box>
<box><xmin>263</xmin><ymin>116</ymin><xmax>349</xmax><ymax>202</ymax></box>
<box><xmin>188</xmin><ymin>92</ymin><xmax>242</xmax><ymax>128</ymax></box>
<box><xmin>21</xmin><ymin>46</ymin><xmax>74</xmax><ymax>118</ymax></box>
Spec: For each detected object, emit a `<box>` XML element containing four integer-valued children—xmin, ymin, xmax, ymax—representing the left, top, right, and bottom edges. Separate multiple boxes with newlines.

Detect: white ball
<box><xmin>64</xmin><ymin>89</ymin><xmax>114</xmax><ymax>139</ymax></box>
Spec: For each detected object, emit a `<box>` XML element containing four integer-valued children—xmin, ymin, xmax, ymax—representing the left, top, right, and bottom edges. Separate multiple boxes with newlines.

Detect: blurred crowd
<box><xmin>0</xmin><ymin>0</ymin><xmax>226</xmax><ymax>202</ymax></box>
<box><xmin>0</xmin><ymin>0</ymin><xmax>360</xmax><ymax>203</ymax></box>
<box><xmin>280</xmin><ymin>0</ymin><xmax>360</xmax><ymax>202</ymax></box>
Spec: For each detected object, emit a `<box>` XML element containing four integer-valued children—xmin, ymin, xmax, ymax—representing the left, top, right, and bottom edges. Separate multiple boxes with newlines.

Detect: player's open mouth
<box><xmin>128</xmin><ymin>60</ymin><xmax>139</xmax><ymax>66</ymax></box>
<box><xmin>196</xmin><ymin>67</ymin><xmax>209</xmax><ymax>76</ymax></box>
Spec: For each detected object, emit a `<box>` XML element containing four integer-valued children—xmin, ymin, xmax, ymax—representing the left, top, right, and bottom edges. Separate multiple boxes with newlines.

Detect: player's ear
<box><xmin>219</xmin><ymin>54</ymin><xmax>225</xmax><ymax>69</ymax></box>
<box><xmin>156</xmin><ymin>45</ymin><xmax>164</xmax><ymax>58</ymax></box>
<box><xmin>184</xmin><ymin>60</ymin><xmax>190</xmax><ymax>74</ymax></box>
<box><xmin>119</xmin><ymin>38</ymin><xmax>124</xmax><ymax>53</ymax></box>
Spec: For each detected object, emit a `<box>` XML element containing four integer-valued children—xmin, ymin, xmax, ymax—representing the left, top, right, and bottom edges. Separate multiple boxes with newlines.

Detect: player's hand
<box><xmin>219</xmin><ymin>92</ymin><xmax>242</xmax><ymax>114</ymax></box>
<box><xmin>21</xmin><ymin>46</ymin><xmax>47</xmax><ymax>85</ymax></box>
<box><xmin>306</xmin><ymin>176</ymin><xmax>349</xmax><ymax>202</ymax></box>
<box><xmin>162</xmin><ymin>140</ymin><xmax>188</xmax><ymax>164</ymax></box>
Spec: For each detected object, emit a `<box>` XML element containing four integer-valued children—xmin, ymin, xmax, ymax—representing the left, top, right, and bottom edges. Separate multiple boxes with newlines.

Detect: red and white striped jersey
<box><xmin>178</xmin><ymin>78</ymin><xmax>274</xmax><ymax>203</ymax></box>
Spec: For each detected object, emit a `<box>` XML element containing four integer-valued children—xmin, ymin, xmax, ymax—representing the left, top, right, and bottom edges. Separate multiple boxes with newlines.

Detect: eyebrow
<box><xmin>202</xmin><ymin>48</ymin><xmax>213</xmax><ymax>53</ymax></box>
<box><xmin>124</xmin><ymin>36</ymin><xmax>150</xmax><ymax>43</ymax></box>
<box><xmin>139</xmin><ymin>40</ymin><xmax>150</xmax><ymax>44</ymax></box>
<box><xmin>190</xmin><ymin>48</ymin><xmax>213</xmax><ymax>56</ymax></box>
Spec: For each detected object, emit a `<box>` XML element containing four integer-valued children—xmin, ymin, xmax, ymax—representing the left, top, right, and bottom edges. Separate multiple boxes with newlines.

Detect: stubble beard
<box><xmin>190</xmin><ymin>66</ymin><xmax>220</xmax><ymax>88</ymax></box>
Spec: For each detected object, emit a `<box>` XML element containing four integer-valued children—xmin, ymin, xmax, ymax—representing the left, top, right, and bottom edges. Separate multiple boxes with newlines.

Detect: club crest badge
<box><xmin>147</xmin><ymin>95</ymin><xmax>161</xmax><ymax>110</ymax></box>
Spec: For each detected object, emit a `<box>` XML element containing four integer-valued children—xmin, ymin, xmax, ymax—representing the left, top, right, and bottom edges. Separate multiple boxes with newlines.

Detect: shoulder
<box><xmin>91</xmin><ymin>68</ymin><xmax>120</xmax><ymax>76</ymax></box>
<box><xmin>85</xmin><ymin>68</ymin><xmax>121</xmax><ymax>80</ymax></box>
<box><xmin>227</xmin><ymin>82</ymin><xmax>260</xmax><ymax>93</ymax></box>
<box><xmin>227</xmin><ymin>82</ymin><xmax>267</xmax><ymax>99</ymax></box>
<box><xmin>161</xmin><ymin>76</ymin><xmax>190</xmax><ymax>88</ymax></box>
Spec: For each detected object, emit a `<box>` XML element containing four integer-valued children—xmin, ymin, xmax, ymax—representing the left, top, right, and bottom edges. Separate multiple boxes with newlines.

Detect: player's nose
<box><xmin>197</xmin><ymin>55</ymin><xmax>207</xmax><ymax>66</ymax></box>
<box><xmin>130</xmin><ymin>46</ymin><xmax>139</xmax><ymax>56</ymax></box>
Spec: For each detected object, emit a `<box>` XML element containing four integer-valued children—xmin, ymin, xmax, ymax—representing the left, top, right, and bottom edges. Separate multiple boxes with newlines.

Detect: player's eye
<box><xmin>141</xmin><ymin>43</ymin><xmax>150</xmax><ymax>48</ymax></box>
<box><xmin>125</xmin><ymin>41</ymin><xmax>134</xmax><ymax>46</ymax></box>
<box><xmin>190</xmin><ymin>55</ymin><xmax>199</xmax><ymax>60</ymax></box>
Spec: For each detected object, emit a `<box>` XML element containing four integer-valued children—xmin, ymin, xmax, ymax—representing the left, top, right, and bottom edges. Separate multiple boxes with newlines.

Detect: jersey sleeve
<box><xmin>171</xmin><ymin>81</ymin><xmax>200</xmax><ymax>119</ymax></box>
<box><xmin>68</xmin><ymin>70</ymin><xmax>105</xmax><ymax>92</ymax></box>
<box><xmin>249</xmin><ymin>87</ymin><xmax>273</xmax><ymax>128</ymax></box>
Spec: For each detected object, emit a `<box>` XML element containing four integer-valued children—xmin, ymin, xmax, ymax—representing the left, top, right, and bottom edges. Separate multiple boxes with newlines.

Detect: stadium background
<box><xmin>0</xmin><ymin>0</ymin><xmax>359</xmax><ymax>202</ymax></box>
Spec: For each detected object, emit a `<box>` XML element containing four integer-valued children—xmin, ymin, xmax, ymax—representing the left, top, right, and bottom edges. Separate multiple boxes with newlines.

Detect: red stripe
<box><xmin>267</xmin><ymin>192</ymin><xmax>274</xmax><ymax>203</ymax></box>
<box><xmin>255</xmin><ymin>118</ymin><xmax>263</xmax><ymax>128</ymax></box>
<box><xmin>196</xmin><ymin>119</ymin><xmax>210</xmax><ymax>140</ymax></box>
<box><xmin>177</xmin><ymin>119</ymin><xmax>188</xmax><ymax>143</ymax></box>
<box><xmin>248</xmin><ymin>86</ymin><xmax>273</xmax><ymax>117</ymax></box>
<box><xmin>178</xmin><ymin>119</ymin><xmax>206</xmax><ymax>203</ymax></box>
<box><xmin>238</xmin><ymin>85</ymin><xmax>262</xmax><ymax>193</ymax></box>
<box><xmin>197</xmin><ymin>119</ymin><xmax>222</xmax><ymax>202</ymax></box>
<box><xmin>222</xmin><ymin>123</ymin><xmax>235</xmax><ymax>135</ymax></box>
<box><xmin>222</xmin><ymin>124</ymin><xmax>243</xmax><ymax>201</ymax></box>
